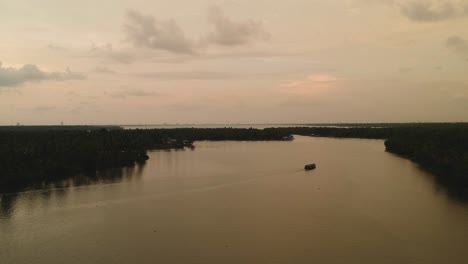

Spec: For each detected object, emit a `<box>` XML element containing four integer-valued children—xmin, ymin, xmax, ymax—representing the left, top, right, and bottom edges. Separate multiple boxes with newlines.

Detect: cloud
<box><xmin>124</xmin><ymin>9</ymin><xmax>194</xmax><ymax>54</ymax></box>
<box><xmin>90</xmin><ymin>43</ymin><xmax>135</xmax><ymax>64</ymax></box>
<box><xmin>400</xmin><ymin>1</ymin><xmax>456</xmax><ymax>21</ymax></box>
<box><xmin>356</xmin><ymin>0</ymin><xmax>468</xmax><ymax>22</ymax></box>
<box><xmin>205</xmin><ymin>6</ymin><xmax>269</xmax><ymax>46</ymax></box>
<box><xmin>0</xmin><ymin>62</ymin><xmax>86</xmax><ymax>87</ymax></box>
<box><xmin>120</xmin><ymin>7</ymin><xmax>271</xmax><ymax>58</ymax></box>
<box><xmin>446</xmin><ymin>36</ymin><xmax>468</xmax><ymax>54</ymax></box>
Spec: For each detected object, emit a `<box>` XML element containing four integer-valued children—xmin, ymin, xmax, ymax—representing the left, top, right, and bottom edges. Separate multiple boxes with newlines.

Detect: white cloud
<box><xmin>205</xmin><ymin>6</ymin><xmax>269</xmax><ymax>46</ymax></box>
<box><xmin>400</xmin><ymin>1</ymin><xmax>457</xmax><ymax>22</ymax></box>
<box><xmin>0</xmin><ymin>62</ymin><xmax>85</xmax><ymax>87</ymax></box>
<box><xmin>124</xmin><ymin>9</ymin><xmax>194</xmax><ymax>54</ymax></box>
<box><xmin>356</xmin><ymin>0</ymin><xmax>468</xmax><ymax>22</ymax></box>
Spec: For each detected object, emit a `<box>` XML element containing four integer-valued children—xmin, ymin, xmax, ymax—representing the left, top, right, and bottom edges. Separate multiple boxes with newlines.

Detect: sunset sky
<box><xmin>1</xmin><ymin>0</ymin><xmax>467</xmax><ymax>125</ymax></box>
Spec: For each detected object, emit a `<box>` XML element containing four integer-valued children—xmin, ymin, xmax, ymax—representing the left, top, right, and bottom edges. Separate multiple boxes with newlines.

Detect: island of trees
<box><xmin>0</xmin><ymin>123</ymin><xmax>467</xmax><ymax>191</ymax></box>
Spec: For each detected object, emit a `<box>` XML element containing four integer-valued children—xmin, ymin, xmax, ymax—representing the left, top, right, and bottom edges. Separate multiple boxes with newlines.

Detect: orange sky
<box><xmin>1</xmin><ymin>0</ymin><xmax>467</xmax><ymax>125</ymax></box>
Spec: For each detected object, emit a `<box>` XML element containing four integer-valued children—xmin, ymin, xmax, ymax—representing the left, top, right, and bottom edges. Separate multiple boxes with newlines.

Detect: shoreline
<box><xmin>1</xmin><ymin>125</ymin><xmax>467</xmax><ymax>193</ymax></box>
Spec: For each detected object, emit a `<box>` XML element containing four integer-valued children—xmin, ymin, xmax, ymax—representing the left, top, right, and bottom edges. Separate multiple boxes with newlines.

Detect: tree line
<box><xmin>0</xmin><ymin>127</ymin><xmax>293</xmax><ymax>189</ymax></box>
<box><xmin>0</xmin><ymin>124</ymin><xmax>467</xmax><ymax>191</ymax></box>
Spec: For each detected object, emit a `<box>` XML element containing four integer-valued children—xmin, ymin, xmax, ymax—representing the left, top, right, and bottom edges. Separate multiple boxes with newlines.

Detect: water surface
<box><xmin>1</xmin><ymin>136</ymin><xmax>468</xmax><ymax>263</ymax></box>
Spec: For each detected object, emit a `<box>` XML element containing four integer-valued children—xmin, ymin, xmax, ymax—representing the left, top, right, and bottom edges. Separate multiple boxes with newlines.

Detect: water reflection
<box><xmin>431</xmin><ymin>174</ymin><xmax>468</xmax><ymax>204</ymax></box>
<box><xmin>0</xmin><ymin>193</ymin><xmax>17</xmax><ymax>219</ymax></box>
<box><xmin>398</xmin><ymin>157</ymin><xmax>468</xmax><ymax>204</ymax></box>
<box><xmin>383</xmin><ymin>151</ymin><xmax>468</xmax><ymax>205</ymax></box>
<box><xmin>0</xmin><ymin>162</ymin><xmax>146</xmax><ymax>220</ymax></box>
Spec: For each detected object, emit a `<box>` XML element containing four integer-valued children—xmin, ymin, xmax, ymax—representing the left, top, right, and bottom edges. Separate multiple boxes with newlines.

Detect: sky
<box><xmin>0</xmin><ymin>0</ymin><xmax>467</xmax><ymax>125</ymax></box>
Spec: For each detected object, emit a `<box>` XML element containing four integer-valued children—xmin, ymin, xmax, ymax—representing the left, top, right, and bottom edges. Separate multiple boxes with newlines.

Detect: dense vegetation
<box><xmin>0</xmin><ymin>124</ymin><xmax>467</xmax><ymax>191</ymax></box>
<box><xmin>384</xmin><ymin>125</ymin><xmax>468</xmax><ymax>187</ymax></box>
<box><xmin>0</xmin><ymin>127</ymin><xmax>292</xmax><ymax>189</ymax></box>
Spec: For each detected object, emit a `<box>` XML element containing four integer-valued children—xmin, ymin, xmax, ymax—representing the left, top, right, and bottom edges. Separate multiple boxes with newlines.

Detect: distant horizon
<box><xmin>3</xmin><ymin>121</ymin><xmax>468</xmax><ymax>127</ymax></box>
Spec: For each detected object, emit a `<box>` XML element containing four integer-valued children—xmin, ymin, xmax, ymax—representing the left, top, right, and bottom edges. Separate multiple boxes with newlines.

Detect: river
<box><xmin>1</xmin><ymin>136</ymin><xmax>467</xmax><ymax>263</ymax></box>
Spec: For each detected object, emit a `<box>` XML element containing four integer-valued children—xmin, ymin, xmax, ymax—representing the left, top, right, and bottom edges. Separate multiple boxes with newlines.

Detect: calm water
<box><xmin>1</xmin><ymin>136</ymin><xmax>468</xmax><ymax>264</ymax></box>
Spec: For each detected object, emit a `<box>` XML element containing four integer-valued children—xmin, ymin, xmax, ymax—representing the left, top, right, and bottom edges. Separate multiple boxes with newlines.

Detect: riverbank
<box><xmin>1</xmin><ymin>124</ymin><xmax>467</xmax><ymax>191</ymax></box>
<box><xmin>283</xmin><ymin>124</ymin><xmax>468</xmax><ymax>188</ymax></box>
<box><xmin>0</xmin><ymin>127</ymin><xmax>293</xmax><ymax>190</ymax></box>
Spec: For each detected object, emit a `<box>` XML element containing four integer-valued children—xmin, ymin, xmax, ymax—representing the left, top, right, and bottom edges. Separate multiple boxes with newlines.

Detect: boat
<box><xmin>304</xmin><ymin>164</ymin><xmax>316</xmax><ymax>170</ymax></box>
